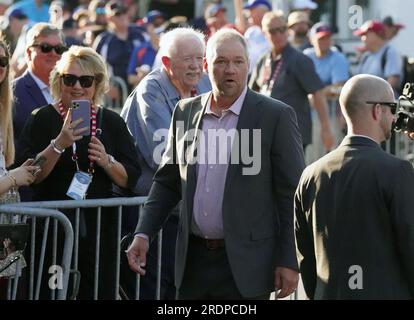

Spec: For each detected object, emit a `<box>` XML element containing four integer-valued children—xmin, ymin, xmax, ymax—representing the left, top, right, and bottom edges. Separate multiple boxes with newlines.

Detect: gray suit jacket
<box><xmin>136</xmin><ymin>89</ymin><xmax>305</xmax><ymax>297</ymax></box>
<box><xmin>295</xmin><ymin>136</ymin><xmax>414</xmax><ymax>299</ymax></box>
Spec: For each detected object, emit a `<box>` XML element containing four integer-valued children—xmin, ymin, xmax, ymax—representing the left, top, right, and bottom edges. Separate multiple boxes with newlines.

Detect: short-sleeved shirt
<box><xmin>304</xmin><ymin>47</ymin><xmax>350</xmax><ymax>86</ymax></box>
<box><xmin>8</xmin><ymin>0</ymin><xmax>49</xmax><ymax>23</ymax></box>
<box><xmin>127</xmin><ymin>43</ymin><xmax>157</xmax><ymax>75</ymax></box>
<box><xmin>357</xmin><ymin>44</ymin><xmax>402</xmax><ymax>79</ymax></box>
<box><xmin>249</xmin><ymin>44</ymin><xmax>324</xmax><ymax>146</ymax></box>
<box><xmin>93</xmin><ymin>26</ymin><xmax>150</xmax><ymax>85</ymax></box>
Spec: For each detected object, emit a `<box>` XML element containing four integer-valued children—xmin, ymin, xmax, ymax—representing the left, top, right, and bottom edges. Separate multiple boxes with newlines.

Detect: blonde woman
<box><xmin>16</xmin><ymin>45</ymin><xmax>140</xmax><ymax>299</ymax></box>
<box><xmin>0</xmin><ymin>39</ymin><xmax>37</xmax><ymax>198</ymax></box>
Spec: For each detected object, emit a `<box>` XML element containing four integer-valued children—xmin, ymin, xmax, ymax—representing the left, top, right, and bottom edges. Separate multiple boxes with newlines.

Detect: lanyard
<box><xmin>58</xmin><ymin>102</ymin><xmax>97</xmax><ymax>175</ymax></box>
<box><xmin>191</xmin><ymin>87</ymin><xmax>197</xmax><ymax>97</ymax></box>
<box><xmin>261</xmin><ymin>57</ymin><xmax>283</xmax><ymax>95</ymax></box>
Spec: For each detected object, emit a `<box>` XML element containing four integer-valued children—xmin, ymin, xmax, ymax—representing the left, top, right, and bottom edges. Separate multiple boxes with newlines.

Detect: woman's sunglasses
<box><xmin>32</xmin><ymin>43</ymin><xmax>67</xmax><ymax>55</ymax></box>
<box><xmin>61</xmin><ymin>74</ymin><xmax>95</xmax><ymax>88</ymax></box>
<box><xmin>0</xmin><ymin>56</ymin><xmax>9</xmax><ymax>68</ymax></box>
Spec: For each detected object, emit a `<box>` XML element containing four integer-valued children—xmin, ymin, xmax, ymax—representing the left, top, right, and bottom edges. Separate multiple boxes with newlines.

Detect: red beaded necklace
<box><xmin>58</xmin><ymin>101</ymin><xmax>97</xmax><ymax>174</ymax></box>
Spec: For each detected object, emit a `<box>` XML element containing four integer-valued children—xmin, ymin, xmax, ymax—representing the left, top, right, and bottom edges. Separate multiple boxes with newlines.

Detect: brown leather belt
<box><xmin>190</xmin><ymin>234</ymin><xmax>225</xmax><ymax>250</ymax></box>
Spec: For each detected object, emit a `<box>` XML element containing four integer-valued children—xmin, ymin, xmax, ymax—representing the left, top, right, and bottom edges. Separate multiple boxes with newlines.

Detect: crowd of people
<box><xmin>0</xmin><ymin>0</ymin><xmax>413</xmax><ymax>300</ymax></box>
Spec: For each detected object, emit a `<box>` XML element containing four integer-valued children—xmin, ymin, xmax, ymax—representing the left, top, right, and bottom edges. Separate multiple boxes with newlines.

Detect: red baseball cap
<box><xmin>353</xmin><ymin>20</ymin><xmax>385</xmax><ymax>36</ymax></box>
<box><xmin>383</xmin><ymin>16</ymin><xmax>405</xmax><ymax>29</ymax></box>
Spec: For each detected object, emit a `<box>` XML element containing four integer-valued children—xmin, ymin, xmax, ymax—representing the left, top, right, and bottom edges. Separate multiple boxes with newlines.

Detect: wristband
<box><xmin>50</xmin><ymin>139</ymin><xmax>64</xmax><ymax>154</ymax></box>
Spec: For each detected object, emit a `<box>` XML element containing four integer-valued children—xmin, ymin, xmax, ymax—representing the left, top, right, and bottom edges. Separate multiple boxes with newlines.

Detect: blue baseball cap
<box><xmin>144</xmin><ymin>10</ymin><xmax>165</xmax><ymax>24</ymax></box>
<box><xmin>205</xmin><ymin>3</ymin><xmax>227</xmax><ymax>19</ymax></box>
<box><xmin>243</xmin><ymin>0</ymin><xmax>272</xmax><ymax>11</ymax></box>
<box><xmin>7</xmin><ymin>8</ymin><xmax>28</xmax><ymax>20</ymax></box>
<box><xmin>309</xmin><ymin>22</ymin><xmax>332</xmax><ymax>39</ymax></box>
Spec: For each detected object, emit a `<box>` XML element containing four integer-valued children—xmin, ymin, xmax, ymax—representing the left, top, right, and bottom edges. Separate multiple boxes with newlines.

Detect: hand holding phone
<box><xmin>32</xmin><ymin>155</ymin><xmax>46</xmax><ymax>168</ymax></box>
<box><xmin>31</xmin><ymin>155</ymin><xmax>46</xmax><ymax>176</ymax></box>
<box><xmin>71</xmin><ymin>100</ymin><xmax>91</xmax><ymax>136</ymax></box>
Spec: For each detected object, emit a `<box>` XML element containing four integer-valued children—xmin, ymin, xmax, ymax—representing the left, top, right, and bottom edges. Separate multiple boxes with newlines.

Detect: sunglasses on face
<box><xmin>32</xmin><ymin>43</ymin><xmax>67</xmax><ymax>55</ymax></box>
<box><xmin>267</xmin><ymin>26</ymin><xmax>288</xmax><ymax>35</ymax></box>
<box><xmin>366</xmin><ymin>101</ymin><xmax>397</xmax><ymax>115</ymax></box>
<box><xmin>61</xmin><ymin>74</ymin><xmax>95</xmax><ymax>88</ymax></box>
<box><xmin>0</xmin><ymin>56</ymin><xmax>9</xmax><ymax>68</ymax></box>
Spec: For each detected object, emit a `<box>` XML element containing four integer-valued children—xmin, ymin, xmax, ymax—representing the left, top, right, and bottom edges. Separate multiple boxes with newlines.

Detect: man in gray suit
<box><xmin>127</xmin><ymin>28</ymin><xmax>305</xmax><ymax>299</ymax></box>
<box><xmin>295</xmin><ymin>74</ymin><xmax>414</xmax><ymax>299</ymax></box>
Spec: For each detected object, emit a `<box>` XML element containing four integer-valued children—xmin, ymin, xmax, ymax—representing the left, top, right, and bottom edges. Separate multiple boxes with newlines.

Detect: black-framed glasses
<box><xmin>0</xmin><ymin>56</ymin><xmax>9</xmax><ymax>68</ymax></box>
<box><xmin>32</xmin><ymin>43</ymin><xmax>67</xmax><ymax>55</ymax></box>
<box><xmin>267</xmin><ymin>26</ymin><xmax>288</xmax><ymax>35</ymax></box>
<box><xmin>61</xmin><ymin>74</ymin><xmax>95</xmax><ymax>88</ymax></box>
<box><xmin>366</xmin><ymin>101</ymin><xmax>397</xmax><ymax>115</ymax></box>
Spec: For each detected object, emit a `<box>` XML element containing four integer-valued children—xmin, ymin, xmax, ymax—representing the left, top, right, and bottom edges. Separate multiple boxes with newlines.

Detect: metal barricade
<box><xmin>0</xmin><ymin>206</ymin><xmax>73</xmax><ymax>300</ymax></box>
<box><xmin>103</xmin><ymin>76</ymin><xmax>129</xmax><ymax>112</ymax></box>
<box><xmin>11</xmin><ymin>196</ymin><xmax>151</xmax><ymax>300</ymax></box>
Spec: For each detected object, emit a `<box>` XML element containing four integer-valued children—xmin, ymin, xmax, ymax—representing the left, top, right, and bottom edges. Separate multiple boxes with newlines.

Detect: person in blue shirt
<box><xmin>120</xmin><ymin>27</ymin><xmax>211</xmax><ymax>300</ymax></box>
<box><xmin>355</xmin><ymin>20</ymin><xmax>402</xmax><ymax>95</ymax></box>
<box><xmin>93</xmin><ymin>1</ymin><xmax>149</xmax><ymax>92</ymax></box>
<box><xmin>304</xmin><ymin>22</ymin><xmax>349</xmax><ymax>97</ymax></box>
<box><xmin>6</xmin><ymin>0</ymin><xmax>49</xmax><ymax>23</ymax></box>
<box><xmin>127</xmin><ymin>42</ymin><xmax>157</xmax><ymax>87</ymax></box>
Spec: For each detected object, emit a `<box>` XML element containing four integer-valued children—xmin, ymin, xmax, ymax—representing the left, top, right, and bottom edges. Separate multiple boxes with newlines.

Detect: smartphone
<box><xmin>71</xmin><ymin>100</ymin><xmax>91</xmax><ymax>136</ymax></box>
<box><xmin>32</xmin><ymin>155</ymin><xmax>46</xmax><ymax>175</ymax></box>
<box><xmin>32</xmin><ymin>155</ymin><xmax>46</xmax><ymax>168</ymax></box>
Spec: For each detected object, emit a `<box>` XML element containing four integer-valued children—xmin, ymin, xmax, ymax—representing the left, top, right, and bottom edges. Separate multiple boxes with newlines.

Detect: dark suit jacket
<box><xmin>136</xmin><ymin>89</ymin><xmax>305</xmax><ymax>297</ymax></box>
<box><xmin>295</xmin><ymin>136</ymin><xmax>414</xmax><ymax>299</ymax></box>
<box><xmin>13</xmin><ymin>71</ymin><xmax>48</xmax><ymax>141</ymax></box>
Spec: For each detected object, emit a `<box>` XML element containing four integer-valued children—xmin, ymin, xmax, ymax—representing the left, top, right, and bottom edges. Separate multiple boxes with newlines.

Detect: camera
<box><xmin>394</xmin><ymin>83</ymin><xmax>414</xmax><ymax>133</ymax></box>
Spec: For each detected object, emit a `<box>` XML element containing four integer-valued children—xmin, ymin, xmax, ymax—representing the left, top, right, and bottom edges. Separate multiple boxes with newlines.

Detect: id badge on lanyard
<box><xmin>60</xmin><ymin>102</ymin><xmax>98</xmax><ymax>200</ymax></box>
<box><xmin>260</xmin><ymin>58</ymin><xmax>283</xmax><ymax>96</ymax></box>
<box><xmin>67</xmin><ymin>171</ymin><xmax>92</xmax><ymax>200</ymax></box>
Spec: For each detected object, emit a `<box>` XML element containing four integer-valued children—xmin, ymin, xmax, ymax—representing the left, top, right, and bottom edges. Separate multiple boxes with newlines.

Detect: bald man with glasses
<box><xmin>295</xmin><ymin>74</ymin><xmax>414</xmax><ymax>299</ymax></box>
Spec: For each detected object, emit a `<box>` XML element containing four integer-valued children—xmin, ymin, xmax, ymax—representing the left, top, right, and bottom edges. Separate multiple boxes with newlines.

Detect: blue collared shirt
<box><xmin>121</xmin><ymin>67</ymin><xmax>211</xmax><ymax>194</ymax></box>
<box><xmin>304</xmin><ymin>47</ymin><xmax>350</xmax><ymax>86</ymax></box>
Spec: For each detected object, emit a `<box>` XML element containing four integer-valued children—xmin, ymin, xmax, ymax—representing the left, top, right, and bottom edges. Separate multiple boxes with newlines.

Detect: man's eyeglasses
<box><xmin>32</xmin><ymin>43</ymin><xmax>67</xmax><ymax>55</ymax></box>
<box><xmin>0</xmin><ymin>56</ymin><xmax>9</xmax><ymax>68</ymax></box>
<box><xmin>366</xmin><ymin>101</ymin><xmax>397</xmax><ymax>115</ymax></box>
<box><xmin>267</xmin><ymin>26</ymin><xmax>288</xmax><ymax>35</ymax></box>
<box><xmin>61</xmin><ymin>74</ymin><xmax>95</xmax><ymax>88</ymax></box>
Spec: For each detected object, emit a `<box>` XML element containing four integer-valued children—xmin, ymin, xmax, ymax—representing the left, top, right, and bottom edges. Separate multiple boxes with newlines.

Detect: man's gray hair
<box><xmin>26</xmin><ymin>22</ymin><xmax>65</xmax><ymax>48</ymax></box>
<box><xmin>206</xmin><ymin>28</ymin><xmax>248</xmax><ymax>64</ymax></box>
<box><xmin>159</xmin><ymin>27</ymin><xmax>205</xmax><ymax>58</ymax></box>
